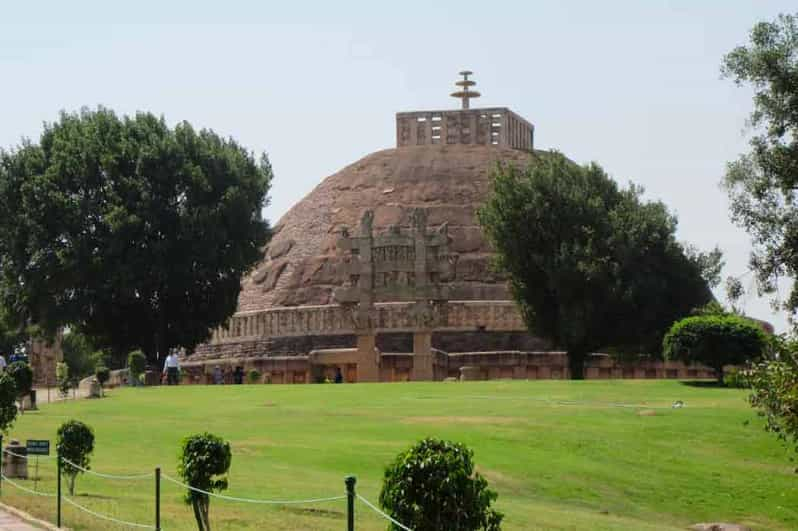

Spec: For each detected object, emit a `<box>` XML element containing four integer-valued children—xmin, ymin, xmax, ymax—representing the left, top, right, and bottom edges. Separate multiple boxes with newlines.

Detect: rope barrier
<box><xmin>0</xmin><ymin>473</ymin><xmax>56</xmax><ymax>497</ymax></box>
<box><xmin>2</xmin><ymin>448</ymin><xmax>55</xmax><ymax>460</ymax></box>
<box><xmin>62</xmin><ymin>496</ymin><xmax>156</xmax><ymax>529</ymax></box>
<box><xmin>60</xmin><ymin>457</ymin><xmax>153</xmax><ymax>480</ymax></box>
<box><xmin>160</xmin><ymin>473</ymin><xmax>346</xmax><ymax>505</ymax></box>
<box><xmin>356</xmin><ymin>493</ymin><xmax>413</xmax><ymax>531</ymax></box>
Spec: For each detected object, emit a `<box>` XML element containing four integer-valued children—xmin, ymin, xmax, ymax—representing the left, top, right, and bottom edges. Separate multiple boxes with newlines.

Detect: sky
<box><xmin>1</xmin><ymin>1</ymin><xmax>795</xmax><ymax>331</ymax></box>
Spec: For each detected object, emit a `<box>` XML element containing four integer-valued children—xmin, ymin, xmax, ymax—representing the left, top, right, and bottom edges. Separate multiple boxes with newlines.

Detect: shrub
<box><xmin>380</xmin><ymin>438</ymin><xmax>503</xmax><ymax>531</ymax></box>
<box><xmin>663</xmin><ymin>314</ymin><xmax>768</xmax><ymax>382</ymax></box>
<box><xmin>127</xmin><ymin>350</ymin><xmax>146</xmax><ymax>385</ymax></box>
<box><xmin>723</xmin><ymin>366</ymin><xmax>751</xmax><ymax>388</ymax></box>
<box><xmin>178</xmin><ymin>433</ymin><xmax>232</xmax><ymax>531</ymax></box>
<box><xmin>57</xmin><ymin>420</ymin><xmax>95</xmax><ymax>495</ymax></box>
<box><xmin>95</xmin><ymin>363</ymin><xmax>110</xmax><ymax>396</ymax></box>
<box><xmin>0</xmin><ymin>373</ymin><xmax>18</xmax><ymax>433</ymax></box>
<box><xmin>56</xmin><ymin>362</ymin><xmax>70</xmax><ymax>397</ymax></box>
<box><xmin>247</xmin><ymin>369</ymin><xmax>261</xmax><ymax>384</ymax></box>
<box><xmin>6</xmin><ymin>361</ymin><xmax>33</xmax><ymax>412</ymax></box>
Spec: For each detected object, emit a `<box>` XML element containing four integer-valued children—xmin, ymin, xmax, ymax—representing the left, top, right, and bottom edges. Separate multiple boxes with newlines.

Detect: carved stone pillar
<box><xmin>355</xmin><ymin>334</ymin><xmax>380</xmax><ymax>383</ymax></box>
<box><xmin>411</xmin><ymin>331</ymin><xmax>434</xmax><ymax>381</ymax></box>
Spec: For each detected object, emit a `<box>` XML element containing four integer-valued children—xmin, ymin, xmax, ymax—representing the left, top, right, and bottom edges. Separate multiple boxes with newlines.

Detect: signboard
<box><xmin>26</xmin><ymin>440</ymin><xmax>49</xmax><ymax>456</ymax></box>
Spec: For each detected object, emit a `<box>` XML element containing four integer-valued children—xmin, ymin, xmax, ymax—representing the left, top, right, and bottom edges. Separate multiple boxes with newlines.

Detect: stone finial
<box><xmin>450</xmin><ymin>70</ymin><xmax>481</xmax><ymax>109</ymax></box>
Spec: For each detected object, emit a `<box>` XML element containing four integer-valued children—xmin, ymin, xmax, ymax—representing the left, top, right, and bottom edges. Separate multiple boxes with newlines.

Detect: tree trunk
<box><xmin>716</xmin><ymin>366</ymin><xmax>725</xmax><ymax>385</ymax></box>
<box><xmin>68</xmin><ymin>474</ymin><xmax>76</xmax><ymax>496</ymax></box>
<box><xmin>191</xmin><ymin>498</ymin><xmax>206</xmax><ymax>531</ymax></box>
<box><xmin>568</xmin><ymin>349</ymin><xmax>587</xmax><ymax>380</ymax></box>
<box><xmin>201</xmin><ymin>498</ymin><xmax>211</xmax><ymax>531</ymax></box>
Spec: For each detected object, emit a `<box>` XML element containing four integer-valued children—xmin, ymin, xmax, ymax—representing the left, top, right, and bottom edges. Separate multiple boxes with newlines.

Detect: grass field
<box><xmin>0</xmin><ymin>380</ymin><xmax>796</xmax><ymax>530</ymax></box>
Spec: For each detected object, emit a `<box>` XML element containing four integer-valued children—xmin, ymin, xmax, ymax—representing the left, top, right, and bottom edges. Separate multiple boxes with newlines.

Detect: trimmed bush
<box><xmin>663</xmin><ymin>314</ymin><xmax>768</xmax><ymax>382</ymax></box>
<box><xmin>127</xmin><ymin>350</ymin><xmax>146</xmax><ymax>385</ymax></box>
<box><xmin>56</xmin><ymin>362</ymin><xmax>70</xmax><ymax>398</ymax></box>
<box><xmin>0</xmin><ymin>373</ymin><xmax>18</xmax><ymax>433</ymax></box>
<box><xmin>247</xmin><ymin>369</ymin><xmax>261</xmax><ymax>384</ymax></box>
<box><xmin>57</xmin><ymin>420</ymin><xmax>95</xmax><ymax>495</ymax></box>
<box><xmin>179</xmin><ymin>433</ymin><xmax>232</xmax><ymax>531</ymax></box>
<box><xmin>95</xmin><ymin>363</ymin><xmax>110</xmax><ymax>396</ymax></box>
<box><xmin>380</xmin><ymin>438</ymin><xmax>503</xmax><ymax>531</ymax></box>
<box><xmin>7</xmin><ymin>361</ymin><xmax>32</xmax><ymax>412</ymax></box>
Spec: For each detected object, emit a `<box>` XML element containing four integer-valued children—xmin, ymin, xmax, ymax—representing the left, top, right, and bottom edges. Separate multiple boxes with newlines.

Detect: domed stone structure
<box><xmin>181</xmin><ymin>74</ymin><xmax>718</xmax><ymax>384</ymax></box>
<box><xmin>240</xmin><ymin>143</ymin><xmax>533</xmax><ymax>312</ymax></box>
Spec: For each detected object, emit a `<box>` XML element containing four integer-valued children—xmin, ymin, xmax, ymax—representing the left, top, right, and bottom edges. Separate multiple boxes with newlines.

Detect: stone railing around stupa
<box><xmin>208</xmin><ymin>299</ymin><xmax>526</xmax><ymax>345</ymax></box>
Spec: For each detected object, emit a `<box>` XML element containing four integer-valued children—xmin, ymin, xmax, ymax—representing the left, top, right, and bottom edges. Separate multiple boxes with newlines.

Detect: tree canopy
<box><xmin>663</xmin><ymin>314</ymin><xmax>768</xmax><ymax>381</ymax></box>
<box><xmin>0</xmin><ymin>108</ymin><xmax>273</xmax><ymax>361</ymax></box>
<box><xmin>380</xmin><ymin>438</ymin><xmax>502</xmax><ymax>531</ymax></box>
<box><xmin>479</xmin><ymin>153</ymin><xmax>715</xmax><ymax>378</ymax></box>
<box><xmin>722</xmin><ymin>13</ymin><xmax>798</xmax><ymax>321</ymax></box>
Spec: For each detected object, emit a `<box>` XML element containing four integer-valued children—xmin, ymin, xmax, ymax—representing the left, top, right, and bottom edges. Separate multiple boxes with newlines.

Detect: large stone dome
<box><xmin>239</xmin><ymin>144</ymin><xmax>540</xmax><ymax>312</ymax></box>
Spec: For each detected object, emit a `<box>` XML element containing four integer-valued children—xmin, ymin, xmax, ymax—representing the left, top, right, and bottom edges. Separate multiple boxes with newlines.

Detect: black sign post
<box><xmin>26</xmin><ymin>440</ymin><xmax>49</xmax><ymax>491</ymax></box>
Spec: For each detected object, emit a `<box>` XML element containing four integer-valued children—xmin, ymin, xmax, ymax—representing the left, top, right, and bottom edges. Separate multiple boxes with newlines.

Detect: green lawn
<box><xmin>1</xmin><ymin>380</ymin><xmax>796</xmax><ymax>530</ymax></box>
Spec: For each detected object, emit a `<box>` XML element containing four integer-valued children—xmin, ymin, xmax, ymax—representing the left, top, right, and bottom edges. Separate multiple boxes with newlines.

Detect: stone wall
<box><xmin>177</xmin><ymin>350</ymin><xmax>717</xmax><ymax>384</ymax></box>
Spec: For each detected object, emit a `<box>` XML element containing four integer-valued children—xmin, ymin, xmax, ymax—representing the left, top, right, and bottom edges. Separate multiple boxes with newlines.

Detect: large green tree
<box><xmin>479</xmin><ymin>153</ymin><xmax>715</xmax><ymax>378</ymax></box>
<box><xmin>0</xmin><ymin>108</ymin><xmax>272</xmax><ymax>361</ymax></box>
<box><xmin>722</xmin><ymin>13</ymin><xmax>798</xmax><ymax>318</ymax></box>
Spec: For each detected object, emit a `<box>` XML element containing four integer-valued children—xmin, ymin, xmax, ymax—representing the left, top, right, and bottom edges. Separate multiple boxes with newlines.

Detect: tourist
<box><xmin>334</xmin><ymin>367</ymin><xmax>343</xmax><ymax>384</ymax></box>
<box><xmin>162</xmin><ymin>350</ymin><xmax>180</xmax><ymax>386</ymax></box>
<box><xmin>0</xmin><ymin>353</ymin><xmax>6</xmax><ymax>372</ymax></box>
<box><xmin>233</xmin><ymin>366</ymin><xmax>244</xmax><ymax>385</ymax></box>
<box><xmin>213</xmin><ymin>365</ymin><xmax>224</xmax><ymax>385</ymax></box>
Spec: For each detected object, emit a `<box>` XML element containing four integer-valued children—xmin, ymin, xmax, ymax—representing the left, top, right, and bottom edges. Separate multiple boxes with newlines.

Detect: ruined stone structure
<box><xmin>179</xmin><ymin>72</ymin><xmax>717</xmax><ymax>383</ymax></box>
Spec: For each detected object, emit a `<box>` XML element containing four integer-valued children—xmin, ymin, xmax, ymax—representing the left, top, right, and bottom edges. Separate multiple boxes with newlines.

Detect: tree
<box><xmin>749</xmin><ymin>336</ymin><xmax>798</xmax><ymax>456</ymax></box>
<box><xmin>57</xmin><ymin>420</ymin><xmax>94</xmax><ymax>495</ymax></box>
<box><xmin>127</xmin><ymin>350</ymin><xmax>146</xmax><ymax>386</ymax></box>
<box><xmin>61</xmin><ymin>331</ymin><xmax>102</xmax><ymax>380</ymax></box>
<box><xmin>178</xmin><ymin>433</ymin><xmax>232</xmax><ymax>531</ymax></box>
<box><xmin>6</xmin><ymin>361</ymin><xmax>32</xmax><ymax>413</ymax></box>
<box><xmin>663</xmin><ymin>314</ymin><xmax>768</xmax><ymax>382</ymax></box>
<box><xmin>380</xmin><ymin>438</ymin><xmax>502</xmax><ymax>531</ymax></box>
<box><xmin>0</xmin><ymin>107</ymin><xmax>273</xmax><ymax>362</ymax></box>
<box><xmin>478</xmin><ymin>154</ymin><xmax>715</xmax><ymax>378</ymax></box>
<box><xmin>95</xmin><ymin>362</ymin><xmax>110</xmax><ymax>396</ymax></box>
<box><xmin>0</xmin><ymin>373</ymin><xmax>18</xmax><ymax>433</ymax></box>
<box><xmin>721</xmin><ymin>13</ymin><xmax>798</xmax><ymax>322</ymax></box>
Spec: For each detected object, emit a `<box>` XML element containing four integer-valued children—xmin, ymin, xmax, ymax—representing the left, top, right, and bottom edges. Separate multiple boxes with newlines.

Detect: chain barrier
<box><xmin>60</xmin><ymin>457</ymin><xmax>153</xmax><ymax>480</ymax></box>
<box><xmin>0</xmin><ymin>473</ymin><xmax>56</xmax><ymax>498</ymax></box>
<box><xmin>356</xmin><ymin>493</ymin><xmax>413</xmax><ymax>531</ymax></box>
<box><xmin>62</xmin><ymin>495</ymin><xmax>157</xmax><ymax>529</ymax></box>
<box><xmin>160</xmin><ymin>473</ymin><xmax>346</xmax><ymax>505</ymax></box>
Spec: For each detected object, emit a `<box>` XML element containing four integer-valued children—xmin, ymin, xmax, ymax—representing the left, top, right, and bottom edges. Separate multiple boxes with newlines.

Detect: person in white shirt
<box><xmin>0</xmin><ymin>354</ymin><xmax>6</xmax><ymax>372</ymax></box>
<box><xmin>162</xmin><ymin>350</ymin><xmax>180</xmax><ymax>386</ymax></box>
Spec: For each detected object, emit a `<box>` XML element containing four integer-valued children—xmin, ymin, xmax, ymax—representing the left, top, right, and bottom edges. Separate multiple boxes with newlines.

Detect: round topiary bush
<box><xmin>179</xmin><ymin>432</ymin><xmax>232</xmax><ymax>531</ymax></box>
<box><xmin>379</xmin><ymin>437</ymin><xmax>503</xmax><ymax>531</ymax></box>
<box><xmin>6</xmin><ymin>361</ymin><xmax>33</xmax><ymax>412</ymax></box>
<box><xmin>663</xmin><ymin>314</ymin><xmax>768</xmax><ymax>382</ymax></box>
<box><xmin>57</xmin><ymin>419</ymin><xmax>95</xmax><ymax>495</ymax></box>
<box><xmin>127</xmin><ymin>350</ymin><xmax>146</xmax><ymax>386</ymax></box>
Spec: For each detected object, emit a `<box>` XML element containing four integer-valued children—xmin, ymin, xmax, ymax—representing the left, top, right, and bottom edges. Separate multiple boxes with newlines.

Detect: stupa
<box><xmin>182</xmin><ymin>72</ymin><xmax>715</xmax><ymax>383</ymax></box>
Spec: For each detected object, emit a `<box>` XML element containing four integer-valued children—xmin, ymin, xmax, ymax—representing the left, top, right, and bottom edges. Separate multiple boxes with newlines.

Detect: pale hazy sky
<box><xmin>2</xmin><ymin>1</ymin><xmax>795</xmax><ymax>330</ymax></box>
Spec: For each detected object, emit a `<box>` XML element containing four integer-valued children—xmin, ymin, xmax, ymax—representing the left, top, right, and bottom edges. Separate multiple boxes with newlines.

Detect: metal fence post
<box><xmin>57</xmin><ymin>451</ymin><xmax>62</xmax><ymax>528</ymax></box>
<box><xmin>345</xmin><ymin>475</ymin><xmax>356</xmax><ymax>531</ymax></box>
<box><xmin>155</xmin><ymin>467</ymin><xmax>161</xmax><ymax>531</ymax></box>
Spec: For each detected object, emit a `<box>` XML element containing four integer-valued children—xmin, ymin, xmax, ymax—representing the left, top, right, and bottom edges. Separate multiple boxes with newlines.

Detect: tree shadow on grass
<box><xmin>678</xmin><ymin>380</ymin><xmax>730</xmax><ymax>389</ymax></box>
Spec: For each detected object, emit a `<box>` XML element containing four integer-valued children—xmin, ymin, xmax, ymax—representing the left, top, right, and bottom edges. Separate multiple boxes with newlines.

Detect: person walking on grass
<box><xmin>163</xmin><ymin>350</ymin><xmax>180</xmax><ymax>385</ymax></box>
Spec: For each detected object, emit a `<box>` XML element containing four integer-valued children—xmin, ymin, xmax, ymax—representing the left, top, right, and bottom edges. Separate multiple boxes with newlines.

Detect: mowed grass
<box><xmin>1</xmin><ymin>380</ymin><xmax>796</xmax><ymax>530</ymax></box>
